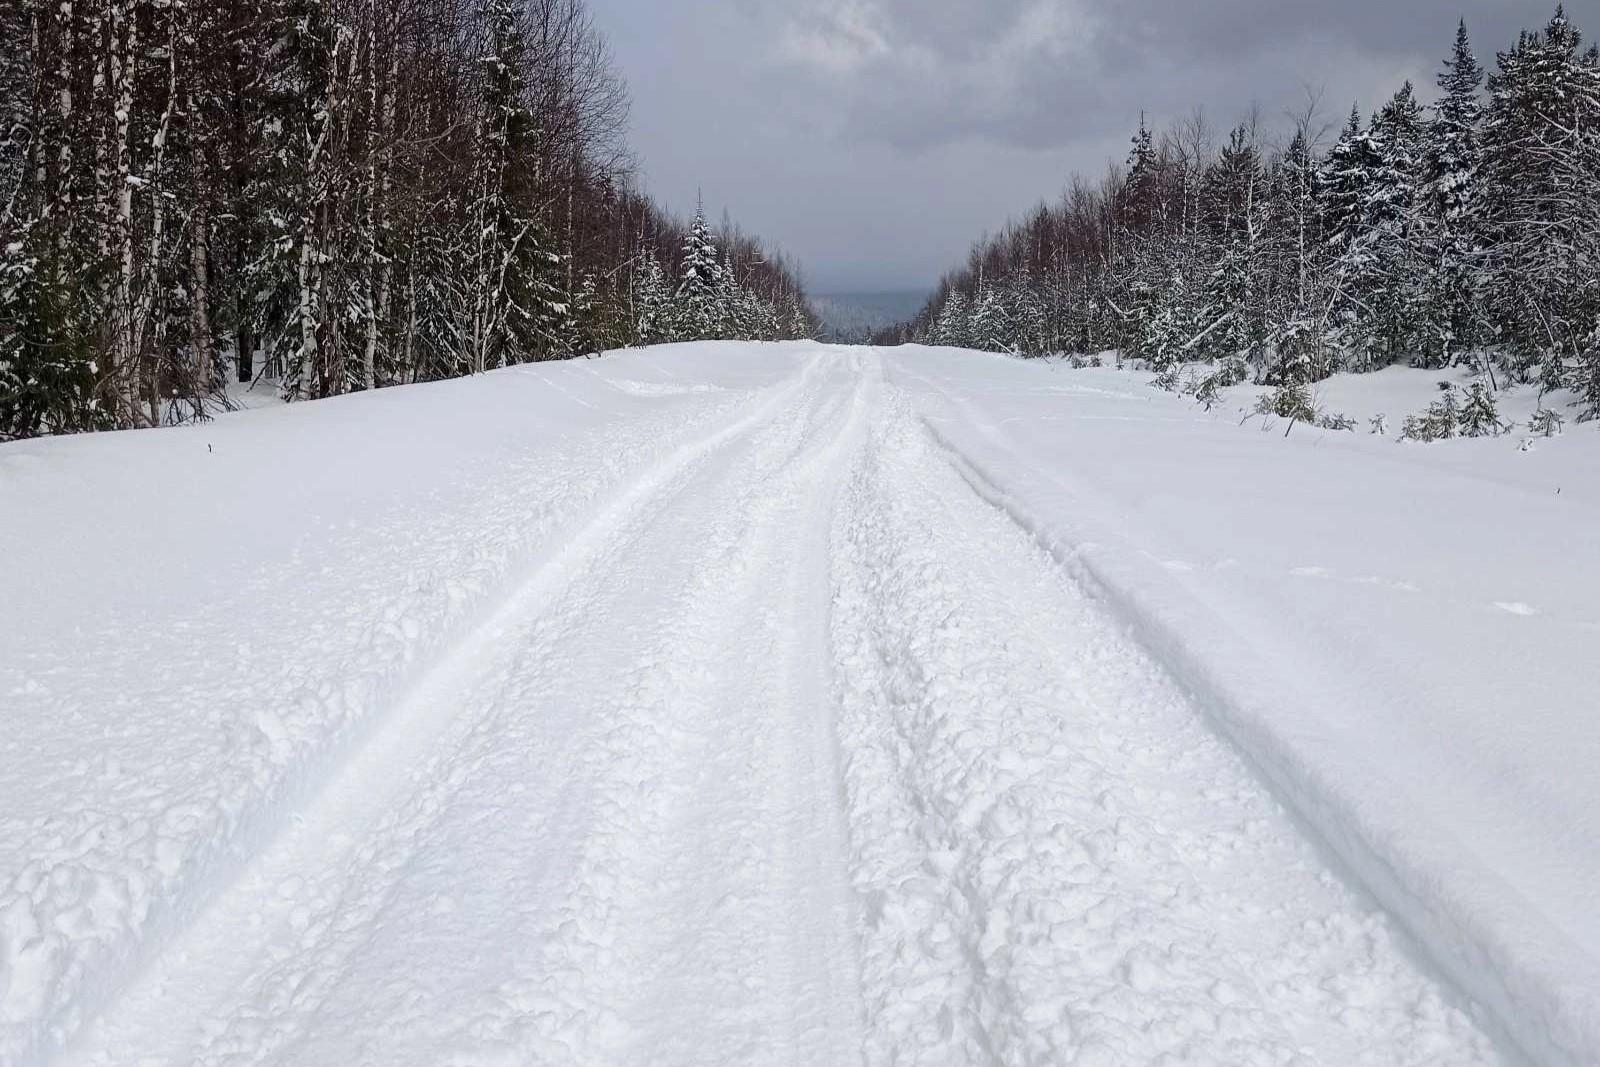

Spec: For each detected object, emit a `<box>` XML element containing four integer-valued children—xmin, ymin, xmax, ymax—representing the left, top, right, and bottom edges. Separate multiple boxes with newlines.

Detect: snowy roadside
<box><xmin>829</xmin><ymin>389</ymin><xmax>1500</xmax><ymax>1065</ymax></box>
<box><xmin>0</xmin><ymin>344</ymin><xmax>815</xmax><ymax>1065</ymax></box>
<box><xmin>888</xmin><ymin>344</ymin><xmax>1600</xmax><ymax>1067</ymax></box>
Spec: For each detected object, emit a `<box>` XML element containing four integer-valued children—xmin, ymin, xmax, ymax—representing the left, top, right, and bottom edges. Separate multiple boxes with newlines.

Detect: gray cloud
<box><xmin>586</xmin><ymin>0</ymin><xmax>1579</xmax><ymax>292</ymax></box>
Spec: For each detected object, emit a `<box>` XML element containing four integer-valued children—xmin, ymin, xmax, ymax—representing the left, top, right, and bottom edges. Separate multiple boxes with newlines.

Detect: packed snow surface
<box><xmin>1</xmin><ymin>342</ymin><xmax>1595</xmax><ymax>1066</ymax></box>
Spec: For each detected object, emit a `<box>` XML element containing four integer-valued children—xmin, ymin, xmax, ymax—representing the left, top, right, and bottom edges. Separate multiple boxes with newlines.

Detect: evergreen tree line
<box><xmin>0</xmin><ymin>0</ymin><xmax>815</xmax><ymax>440</ymax></box>
<box><xmin>897</xmin><ymin>8</ymin><xmax>1600</xmax><ymax>420</ymax></box>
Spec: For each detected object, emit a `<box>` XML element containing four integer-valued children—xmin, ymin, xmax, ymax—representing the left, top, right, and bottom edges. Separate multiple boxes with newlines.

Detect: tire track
<box><xmin>827</xmin><ymin>384</ymin><xmax>1505</xmax><ymax>1066</ymax></box>
<box><xmin>59</xmin><ymin>351</ymin><xmax>866</xmax><ymax>1067</ymax></box>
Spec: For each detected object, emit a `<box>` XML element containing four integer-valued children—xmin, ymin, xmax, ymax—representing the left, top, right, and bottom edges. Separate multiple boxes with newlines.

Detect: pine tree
<box><xmin>673</xmin><ymin>203</ymin><xmax>726</xmax><ymax>341</ymax></box>
<box><xmin>1264</xmin><ymin>127</ymin><xmax>1336</xmax><ymax>385</ymax></box>
<box><xmin>969</xmin><ymin>280</ymin><xmax>1015</xmax><ymax>353</ymax></box>
<box><xmin>1004</xmin><ymin>267</ymin><xmax>1046</xmax><ymax>355</ymax></box>
<box><xmin>1132</xmin><ymin>266</ymin><xmax>1202</xmax><ymax>369</ymax></box>
<box><xmin>1121</xmin><ymin>116</ymin><xmax>1161</xmax><ymax>232</ymax></box>
<box><xmin>1419</xmin><ymin>20</ymin><xmax>1487</xmax><ymax>367</ymax></box>
<box><xmin>1459</xmin><ymin>380</ymin><xmax>1506</xmax><ymax>436</ymax></box>
<box><xmin>931</xmin><ymin>289</ymin><xmax>971</xmax><ymax>347</ymax></box>
<box><xmin>1481</xmin><ymin>6</ymin><xmax>1600</xmax><ymax>392</ymax></box>
<box><xmin>1320</xmin><ymin>105</ymin><xmax>1374</xmax><ymax>256</ymax></box>
<box><xmin>1360</xmin><ymin>82</ymin><xmax>1428</xmax><ymax>368</ymax></box>
<box><xmin>633</xmin><ymin>250</ymin><xmax>672</xmax><ymax>344</ymax></box>
<box><xmin>1198</xmin><ymin>125</ymin><xmax>1265</xmax><ymax>361</ymax></box>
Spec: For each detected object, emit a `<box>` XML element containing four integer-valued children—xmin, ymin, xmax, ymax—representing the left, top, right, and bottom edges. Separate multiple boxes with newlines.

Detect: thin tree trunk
<box><xmin>134</xmin><ymin>9</ymin><xmax>178</xmax><ymax>427</ymax></box>
<box><xmin>297</xmin><ymin>32</ymin><xmax>346</xmax><ymax>401</ymax></box>
<box><xmin>110</xmin><ymin>0</ymin><xmax>137</xmax><ymax>424</ymax></box>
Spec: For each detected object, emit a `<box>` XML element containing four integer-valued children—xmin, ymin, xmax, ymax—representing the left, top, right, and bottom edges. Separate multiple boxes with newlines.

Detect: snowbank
<box><xmin>889</xmin><ymin>345</ymin><xmax>1600</xmax><ymax>1067</ymax></box>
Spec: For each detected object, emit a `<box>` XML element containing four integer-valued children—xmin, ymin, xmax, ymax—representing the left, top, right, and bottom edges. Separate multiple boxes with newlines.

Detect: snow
<box><xmin>0</xmin><ymin>341</ymin><xmax>1593</xmax><ymax>1066</ymax></box>
<box><xmin>892</xmin><ymin>346</ymin><xmax>1600</xmax><ymax>1067</ymax></box>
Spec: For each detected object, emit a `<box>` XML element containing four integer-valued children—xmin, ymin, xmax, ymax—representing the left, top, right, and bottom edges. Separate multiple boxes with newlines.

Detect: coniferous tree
<box><xmin>469</xmin><ymin>0</ymin><xmax>566</xmax><ymax>372</ymax></box>
<box><xmin>1481</xmin><ymin>7</ymin><xmax>1600</xmax><ymax>388</ymax></box>
<box><xmin>633</xmin><ymin>250</ymin><xmax>672</xmax><ymax>344</ymax></box>
<box><xmin>673</xmin><ymin>204</ymin><xmax>725</xmax><ymax>342</ymax></box>
<box><xmin>1356</xmin><ymin>83</ymin><xmax>1428</xmax><ymax>368</ymax></box>
<box><xmin>1420</xmin><ymin>19</ymin><xmax>1487</xmax><ymax>368</ymax></box>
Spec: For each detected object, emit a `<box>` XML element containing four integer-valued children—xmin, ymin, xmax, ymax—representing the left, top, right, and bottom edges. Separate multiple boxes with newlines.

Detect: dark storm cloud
<box><xmin>585</xmin><ymin>0</ymin><xmax>1581</xmax><ymax>291</ymax></box>
<box><xmin>767</xmin><ymin>0</ymin><xmax>1543</xmax><ymax>150</ymax></box>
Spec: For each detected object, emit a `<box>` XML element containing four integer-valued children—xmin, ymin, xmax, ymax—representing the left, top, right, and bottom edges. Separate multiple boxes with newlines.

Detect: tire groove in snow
<box><xmin>9</xmin><ymin>346</ymin><xmax>1524</xmax><ymax>1067</ymax></box>
<box><xmin>32</xmin><ymin>354</ymin><xmax>824</xmax><ymax>1067</ymax></box>
<box><xmin>58</xmin><ymin>351</ymin><xmax>866</xmax><ymax>1067</ymax></box>
<box><xmin>828</xmin><ymin>385</ymin><xmax>1504</xmax><ymax>1066</ymax></box>
<box><xmin>499</xmin><ymin>350</ymin><xmax>870</xmax><ymax>1066</ymax></box>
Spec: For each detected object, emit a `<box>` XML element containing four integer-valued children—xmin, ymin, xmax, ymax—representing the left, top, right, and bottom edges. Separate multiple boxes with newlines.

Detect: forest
<box><xmin>0</xmin><ymin>0</ymin><xmax>815</xmax><ymax>440</ymax></box>
<box><xmin>896</xmin><ymin>8</ymin><xmax>1600</xmax><ymax>424</ymax></box>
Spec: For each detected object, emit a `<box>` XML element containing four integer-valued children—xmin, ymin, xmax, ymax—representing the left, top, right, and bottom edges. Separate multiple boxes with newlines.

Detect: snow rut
<box><xmin>31</xmin><ymin>348</ymin><xmax>1516</xmax><ymax>1067</ymax></box>
<box><xmin>4</xmin><ymin>361</ymin><xmax>822</xmax><ymax>1067</ymax></box>
<box><xmin>58</xmin><ymin>352</ymin><xmax>868</xmax><ymax>1067</ymax></box>
<box><xmin>827</xmin><ymin>387</ymin><xmax>1504</xmax><ymax>1066</ymax></box>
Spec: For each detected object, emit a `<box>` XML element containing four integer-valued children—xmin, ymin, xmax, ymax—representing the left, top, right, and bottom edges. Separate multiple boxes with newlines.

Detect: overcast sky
<box><xmin>584</xmin><ymin>1</ymin><xmax>1578</xmax><ymax>294</ymax></box>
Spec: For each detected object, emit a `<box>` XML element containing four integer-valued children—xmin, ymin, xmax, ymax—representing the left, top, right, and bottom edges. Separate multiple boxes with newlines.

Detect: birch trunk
<box><xmin>297</xmin><ymin>32</ymin><xmax>346</xmax><ymax>401</ymax></box>
<box><xmin>110</xmin><ymin>0</ymin><xmax>137</xmax><ymax>425</ymax></box>
<box><xmin>363</xmin><ymin>8</ymin><xmax>399</xmax><ymax>391</ymax></box>
<box><xmin>133</xmin><ymin>8</ymin><xmax>178</xmax><ymax>427</ymax></box>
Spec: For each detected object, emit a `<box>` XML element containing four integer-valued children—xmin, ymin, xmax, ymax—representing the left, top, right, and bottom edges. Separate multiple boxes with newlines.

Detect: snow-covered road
<box><xmin>6</xmin><ymin>342</ymin><xmax>1594</xmax><ymax>1065</ymax></box>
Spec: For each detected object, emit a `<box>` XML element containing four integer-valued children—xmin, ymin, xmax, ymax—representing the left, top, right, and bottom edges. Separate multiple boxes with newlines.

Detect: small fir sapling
<box><xmin>1150</xmin><ymin>364</ymin><xmax>1183</xmax><ymax>392</ymax></box>
<box><xmin>1528</xmin><ymin>408</ymin><xmax>1565</xmax><ymax>437</ymax></box>
<box><xmin>1269</xmin><ymin>384</ymin><xmax>1317</xmax><ymax>422</ymax></box>
<box><xmin>1402</xmin><ymin>384</ymin><xmax>1460</xmax><ymax>441</ymax></box>
<box><xmin>1459</xmin><ymin>381</ymin><xmax>1507</xmax><ymax>437</ymax></box>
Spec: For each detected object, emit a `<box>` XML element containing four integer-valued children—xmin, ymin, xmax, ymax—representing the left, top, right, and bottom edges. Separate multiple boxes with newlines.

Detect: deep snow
<box><xmin>1</xmin><ymin>342</ymin><xmax>1594</xmax><ymax>1066</ymax></box>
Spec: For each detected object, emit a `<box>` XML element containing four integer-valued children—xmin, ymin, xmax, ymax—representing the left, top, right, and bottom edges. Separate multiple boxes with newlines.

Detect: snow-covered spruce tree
<box><xmin>1419</xmin><ymin>20</ymin><xmax>1487</xmax><ymax>368</ymax></box>
<box><xmin>718</xmin><ymin>249</ymin><xmax>761</xmax><ymax>341</ymax></box>
<box><xmin>1195</xmin><ymin>124</ymin><xmax>1266</xmax><ymax>364</ymax></box>
<box><xmin>784</xmin><ymin>294</ymin><xmax>812</xmax><ymax>341</ymax></box>
<box><xmin>1263</xmin><ymin>127</ymin><xmax>1337</xmax><ymax>385</ymax></box>
<box><xmin>1004</xmin><ymin>266</ymin><xmax>1046</xmax><ymax>355</ymax></box>
<box><xmin>969</xmin><ymin>279</ymin><xmax>1017</xmax><ymax>353</ymax></box>
<box><xmin>1480</xmin><ymin>7</ymin><xmax>1600</xmax><ymax>394</ymax></box>
<box><xmin>673</xmin><ymin>204</ymin><xmax>726</xmax><ymax>342</ymax></box>
<box><xmin>1346</xmin><ymin>84</ymin><xmax>1428</xmax><ymax>370</ymax></box>
<box><xmin>1141</xmin><ymin>267</ymin><xmax>1207</xmax><ymax>370</ymax></box>
<box><xmin>1121</xmin><ymin>116</ymin><xmax>1162</xmax><ymax>233</ymax></box>
<box><xmin>1402</xmin><ymin>384</ymin><xmax>1461</xmax><ymax>441</ymax></box>
<box><xmin>1319</xmin><ymin>105</ymin><xmax>1375</xmax><ymax>264</ymax></box>
<box><xmin>468</xmin><ymin>0</ymin><xmax>567</xmax><ymax>372</ymax></box>
<box><xmin>633</xmin><ymin>250</ymin><xmax>673</xmax><ymax>344</ymax></box>
<box><xmin>930</xmin><ymin>289</ymin><xmax>971</xmax><ymax>347</ymax></box>
<box><xmin>1459</xmin><ymin>380</ymin><xmax>1506</xmax><ymax>437</ymax></box>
